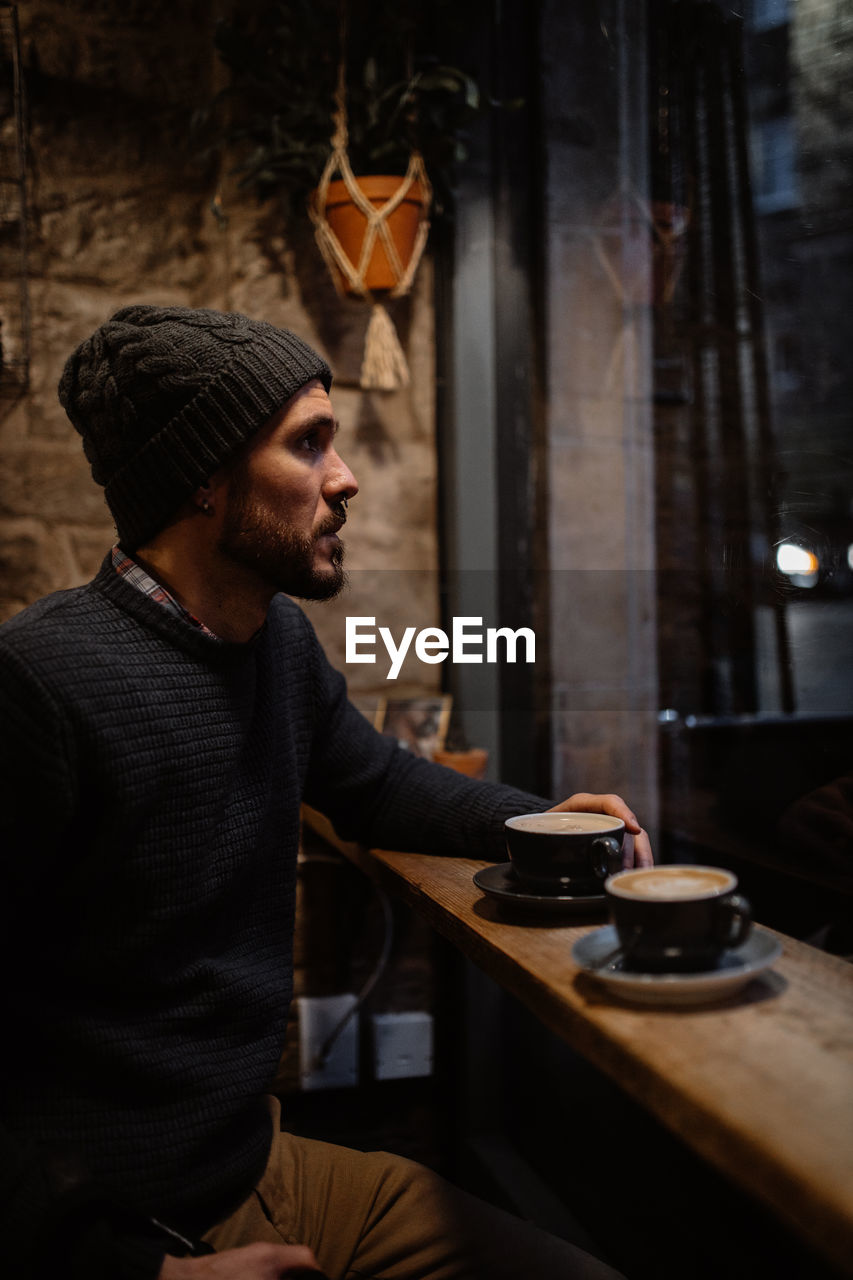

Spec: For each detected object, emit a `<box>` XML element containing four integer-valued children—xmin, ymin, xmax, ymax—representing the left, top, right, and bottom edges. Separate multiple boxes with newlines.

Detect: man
<box><xmin>0</xmin><ymin>305</ymin><xmax>651</xmax><ymax>1279</ymax></box>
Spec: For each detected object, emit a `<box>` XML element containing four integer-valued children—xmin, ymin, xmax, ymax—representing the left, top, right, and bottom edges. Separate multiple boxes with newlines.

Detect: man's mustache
<box><xmin>319</xmin><ymin>501</ymin><xmax>349</xmax><ymax>533</ymax></box>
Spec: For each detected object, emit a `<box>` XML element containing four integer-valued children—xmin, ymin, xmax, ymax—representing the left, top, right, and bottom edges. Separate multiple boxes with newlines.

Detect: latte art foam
<box><xmin>508</xmin><ymin>812</ymin><xmax>623</xmax><ymax>835</ymax></box>
<box><xmin>609</xmin><ymin>866</ymin><xmax>733</xmax><ymax>900</ymax></box>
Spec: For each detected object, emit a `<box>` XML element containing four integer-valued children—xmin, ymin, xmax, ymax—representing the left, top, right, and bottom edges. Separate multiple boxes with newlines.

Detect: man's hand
<box><xmin>547</xmin><ymin>793</ymin><xmax>653</xmax><ymax>867</ymax></box>
<box><xmin>158</xmin><ymin>1242</ymin><xmax>325</xmax><ymax>1278</ymax></box>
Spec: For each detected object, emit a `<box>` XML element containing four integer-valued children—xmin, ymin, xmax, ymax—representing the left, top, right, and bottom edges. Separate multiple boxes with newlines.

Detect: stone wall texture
<box><xmin>1</xmin><ymin>0</ymin><xmax>442</xmax><ymax>706</ymax></box>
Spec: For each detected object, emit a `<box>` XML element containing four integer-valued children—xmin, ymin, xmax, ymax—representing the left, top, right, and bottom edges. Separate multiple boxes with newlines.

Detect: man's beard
<box><xmin>219</xmin><ymin>481</ymin><xmax>347</xmax><ymax>602</ymax></box>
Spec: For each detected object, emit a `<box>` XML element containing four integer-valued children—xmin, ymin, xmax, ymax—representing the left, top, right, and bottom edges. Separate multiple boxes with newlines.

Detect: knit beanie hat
<box><xmin>58</xmin><ymin>304</ymin><xmax>332</xmax><ymax>549</ymax></box>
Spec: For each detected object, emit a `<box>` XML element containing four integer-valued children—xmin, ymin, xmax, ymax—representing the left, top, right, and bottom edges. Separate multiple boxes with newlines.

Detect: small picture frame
<box><xmin>377</xmin><ymin>695</ymin><xmax>453</xmax><ymax>759</ymax></box>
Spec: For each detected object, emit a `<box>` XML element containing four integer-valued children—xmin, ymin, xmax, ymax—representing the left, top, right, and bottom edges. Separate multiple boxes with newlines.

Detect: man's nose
<box><xmin>326</xmin><ymin>448</ymin><xmax>358</xmax><ymax>503</ymax></box>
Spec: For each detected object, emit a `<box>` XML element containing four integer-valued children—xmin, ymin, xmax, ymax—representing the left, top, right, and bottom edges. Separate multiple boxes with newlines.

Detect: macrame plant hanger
<box><xmin>309</xmin><ymin>3</ymin><xmax>432</xmax><ymax>391</ymax></box>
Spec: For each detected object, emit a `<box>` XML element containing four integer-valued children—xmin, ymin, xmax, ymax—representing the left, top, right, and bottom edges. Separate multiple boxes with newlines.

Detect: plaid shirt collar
<box><xmin>111</xmin><ymin>546</ymin><xmax>219</xmax><ymax>638</ymax></box>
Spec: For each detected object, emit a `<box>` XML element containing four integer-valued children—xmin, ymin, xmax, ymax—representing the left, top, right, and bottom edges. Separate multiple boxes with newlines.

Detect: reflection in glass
<box><xmin>650</xmin><ymin>1</ymin><xmax>852</xmax><ymax>951</ymax></box>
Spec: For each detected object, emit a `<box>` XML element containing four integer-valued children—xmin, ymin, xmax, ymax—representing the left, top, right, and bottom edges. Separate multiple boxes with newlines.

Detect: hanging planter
<box><xmin>651</xmin><ymin>201</ymin><xmax>691</xmax><ymax>307</ymax></box>
<box><xmin>203</xmin><ymin>2</ymin><xmax>481</xmax><ymax>388</ymax></box>
<box><xmin>311</xmin><ymin>172</ymin><xmax>431</xmax><ymax>390</ymax></box>
<box><xmin>310</xmin><ymin>139</ymin><xmax>432</xmax><ymax>390</ymax></box>
<box><xmin>317</xmin><ymin>175</ymin><xmax>429</xmax><ymax>296</ymax></box>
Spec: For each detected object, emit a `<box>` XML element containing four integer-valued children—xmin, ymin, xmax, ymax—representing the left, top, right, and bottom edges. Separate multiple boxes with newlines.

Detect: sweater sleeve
<box><xmin>299</xmin><ymin>618</ymin><xmax>551</xmax><ymax>858</ymax></box>
<box><xmin>0</xmin><ymin>646</ymin><xmax>167</xmax><ymax>1280</ymax></box>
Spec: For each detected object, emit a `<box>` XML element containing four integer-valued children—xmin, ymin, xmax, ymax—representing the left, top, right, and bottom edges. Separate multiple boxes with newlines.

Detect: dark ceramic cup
<box><xmin>504</xmin><ymin>811</ymin><xmax>625</xmax><ymax>895</ymax></box>
<box><xmin>605</xmin><ymin>864</ymin><xmax>752</xmax><ymax>973</ymax></box>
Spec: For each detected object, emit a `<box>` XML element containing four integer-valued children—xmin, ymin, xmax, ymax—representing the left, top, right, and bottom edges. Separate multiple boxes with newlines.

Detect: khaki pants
<box><xmin>201</xmin><ymin>1100</ymin><xmax>625</xmax><ymax>1279</ymax></box>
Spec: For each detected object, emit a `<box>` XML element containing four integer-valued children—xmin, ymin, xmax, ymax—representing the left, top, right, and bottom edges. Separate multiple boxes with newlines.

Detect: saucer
<box><xmin>473</xmin><ymin>863</ymin><xmax>607</xmax><ymax>915</ymax></box>
<box><xmin>572</xmin><ymin>924</ymin><xmax>783</xmax><ymax>1005</ymax></box>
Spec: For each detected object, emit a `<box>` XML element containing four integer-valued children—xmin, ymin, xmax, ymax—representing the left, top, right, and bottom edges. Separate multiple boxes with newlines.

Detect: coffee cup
<box><xmin>604</xmin><ymin>864</ymin><xmax>752</xmax><ymax>973</ymax></box>
<box><xmin>504</xmin><ymin>811</ymin><xmax>625</xmax><ymax>895</ymax></box>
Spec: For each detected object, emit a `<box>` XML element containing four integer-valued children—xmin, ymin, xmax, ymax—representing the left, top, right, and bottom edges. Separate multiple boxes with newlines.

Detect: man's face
<box><xmin>218</xmin><ymin>380</ymin><xmax>358</xmax><ymax>600</ymax></box>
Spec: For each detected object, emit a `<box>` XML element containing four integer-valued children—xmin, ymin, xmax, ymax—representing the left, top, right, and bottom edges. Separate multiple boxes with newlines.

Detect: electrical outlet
<box><xmin>372</xmin><ymin>1011</ymin><xmax>433</xmax><ymax>1080</ymax></box>
<box><xmin>298</xmin><ymin>994</ymin><xmax>359</xmax><ymax>1091</ymax></box>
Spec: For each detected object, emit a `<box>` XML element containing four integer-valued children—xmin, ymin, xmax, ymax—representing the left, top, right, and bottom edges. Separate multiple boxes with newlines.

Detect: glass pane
<box><xmin>650</xmin><ymin>0</ymin><xmax>852</xmax><ymax>947</ymax></box>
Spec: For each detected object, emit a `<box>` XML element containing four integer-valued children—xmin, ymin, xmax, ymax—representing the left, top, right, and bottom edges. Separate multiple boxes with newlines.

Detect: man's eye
<box><xmin>300</xmin><ymin>432</ymin><xmax>321</xmax><ymax>453</ymax></box>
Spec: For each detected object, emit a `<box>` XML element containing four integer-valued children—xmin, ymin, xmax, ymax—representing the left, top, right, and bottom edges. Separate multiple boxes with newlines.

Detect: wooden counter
<box><xmin>303</xmin><ymin>809</ymin><xmax>853</xmax><ymax>1276</ymax></box>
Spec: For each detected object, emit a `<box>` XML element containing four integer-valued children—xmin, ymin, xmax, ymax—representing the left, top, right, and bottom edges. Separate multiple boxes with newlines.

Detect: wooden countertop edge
<box><xmin>299</xmin><ymin>809</ymin><xmax>853</xmax><ymax>1276</ymax></box>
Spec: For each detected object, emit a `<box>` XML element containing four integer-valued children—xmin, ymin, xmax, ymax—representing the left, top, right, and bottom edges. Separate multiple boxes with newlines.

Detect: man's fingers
<box><xmin>547</xmin><ymin>792</ymin><xmax>641</xmax><ymax>830</ymax></box>
<box><xmin>159</xmin><ymin>1242</ymin><xmax>326</xmax><ymax>1279</ymax></box>
<box><xmin>628</xmin><ymin>827</ymin><xmax>654</xmax><ymax>867</ymax></box>
<box><xmin>546</xmin><ymin>792</ymin><xmax>653</xmax><ymax>866</ymax></box>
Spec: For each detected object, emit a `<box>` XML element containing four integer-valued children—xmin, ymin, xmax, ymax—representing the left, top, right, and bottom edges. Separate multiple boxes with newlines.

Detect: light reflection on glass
<box><xmin>776</xmin><ymin>543</ymin><xmax>819</xmax><ymax>581</ymax></box>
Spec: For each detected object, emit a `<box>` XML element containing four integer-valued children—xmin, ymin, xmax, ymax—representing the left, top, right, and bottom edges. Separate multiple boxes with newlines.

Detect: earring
<box><xmin>201</xmin><ymin>499</ymin><xmax>211</xmax><ymax>514</ymax></box>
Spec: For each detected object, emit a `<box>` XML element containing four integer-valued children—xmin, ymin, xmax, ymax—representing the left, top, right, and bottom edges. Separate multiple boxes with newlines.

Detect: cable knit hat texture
<box><xmin>58</xmin><ymin>304</ymin><xmax>332</xmax><ymax>549</ymax></box>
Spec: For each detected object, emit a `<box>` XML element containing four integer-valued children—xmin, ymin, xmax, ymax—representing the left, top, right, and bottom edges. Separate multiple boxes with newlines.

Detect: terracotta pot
<box><xmin>319</xmin><ymin>175</ymin><xmax>427</xmax><ymax>295</ymax></box>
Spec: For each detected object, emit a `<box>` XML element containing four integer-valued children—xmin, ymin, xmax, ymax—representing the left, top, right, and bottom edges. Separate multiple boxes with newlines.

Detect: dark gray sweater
<box><xmin>0</xmin><ymin>557</ymin><xmax>547</xmax><ymax>1278</ymax></box>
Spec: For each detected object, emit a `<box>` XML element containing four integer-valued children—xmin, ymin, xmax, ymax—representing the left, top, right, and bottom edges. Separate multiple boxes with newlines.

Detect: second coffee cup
<box><xmin>605</xmin><ymin>864</ymin><xmax>752</xmax><ymax>972</ymax></box>
<box><xmin>505</xmin><ymin>811</ymin><xmax>625</xmax><ymax>895</ymax></box>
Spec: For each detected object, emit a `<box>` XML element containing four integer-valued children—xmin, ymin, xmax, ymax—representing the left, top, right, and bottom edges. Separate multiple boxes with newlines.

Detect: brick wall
<box><xmin>1</xmin><ymin>0</ymin><xmax>442</xmax><ymax>704</ymax></box>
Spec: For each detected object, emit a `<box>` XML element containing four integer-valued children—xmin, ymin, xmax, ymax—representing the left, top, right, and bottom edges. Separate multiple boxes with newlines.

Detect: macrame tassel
<box><xmin>359</xmin><ymin>303</ymin><xmax>410</xmax><ymax>391</ymax></box>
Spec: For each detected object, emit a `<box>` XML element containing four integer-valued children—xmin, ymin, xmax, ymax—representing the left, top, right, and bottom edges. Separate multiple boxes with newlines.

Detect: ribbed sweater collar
<box><xmin>89</xmin><ymin>554</ymin><xmax>266</xmax><ymax>665</ymax></box>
